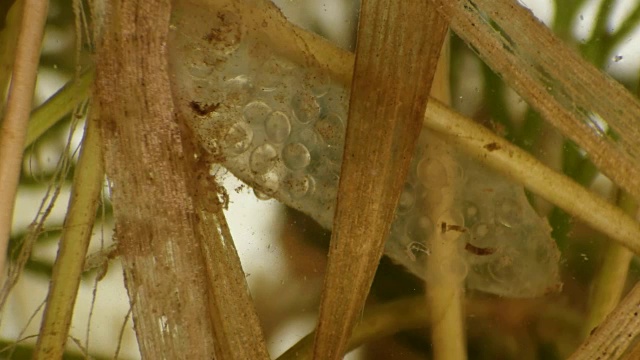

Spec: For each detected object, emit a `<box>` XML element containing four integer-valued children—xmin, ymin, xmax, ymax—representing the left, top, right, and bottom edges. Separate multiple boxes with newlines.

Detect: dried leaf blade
<box><xmin>312</xmin><ymin>2</ymin><xmax>447</xmax><ymax>358</ymax></box>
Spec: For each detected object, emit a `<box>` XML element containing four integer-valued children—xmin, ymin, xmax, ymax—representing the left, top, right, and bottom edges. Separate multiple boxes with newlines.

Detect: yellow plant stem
<box><xmin>33</xmin><ymin>109</ymin><xmax>104</xmax><ymax>360</ymax></box>
<box><xmin>424</xmin><ymin>100</ymin><xmax>640</xmax><ymax>256</ymax></box>
<box><xmin>424</xmin><ymin>150</ymin><xmax>467</xmax><ymax>359</ymax></box>
<box><xmin>0</xmin><ymin>0</ymin><xmax>48</xmax><ymax>280</ymax></box>
<box><xmin>426</xmin><ymin>35</ymin><xmax>467</xmax><ymax>360</ymax></box>
<box><xmin>0</xmin><ymin>0</ymin><xmax>25</xmax><ymax>114</ymax></box>
<box><xmin>583</xmin><ymin>191</ymin><xmax>637</xmax><ymax>337</ymax></box>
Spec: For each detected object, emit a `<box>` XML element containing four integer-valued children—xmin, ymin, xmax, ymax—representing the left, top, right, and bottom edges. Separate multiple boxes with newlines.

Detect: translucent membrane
<box><xmin>168</xmin><ymin>3</ymin><xmax>561</xmax><ymax>298</ymax></box>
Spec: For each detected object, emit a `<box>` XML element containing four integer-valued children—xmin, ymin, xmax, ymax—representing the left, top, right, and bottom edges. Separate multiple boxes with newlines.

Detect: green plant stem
<box><xmin>24</xmin><ymin>69</ymin><xmax>94</xmax><ymax>149</ymax></box>
<box><xmin>591</xmin><ymin>0</ymin><xmax>615</xmax><ymax>39</ymax></box>
<box><xmin>610</xmin><ymin>4</ymin><xmax>640</xmax><ymax>51</ymax></box>
<box><xmin>553</xmin><ymin>0</ymin><xmax>589</xmax><ymax>40</ymax></box>
<box><xmin>582</xmin><ymin>1</ymin><xmax>640</xmax><ymax>67</ymax></box>
<box><xmin>33</xmin><ymin>109</ymin><xmax>104</xmax><ymax>360</ymax></box>
<box><xmin>0</xmin><ymin>0</ymin><xmax>48</xmax><ymax>281</ymax></box>
<box><xmin>423</xmin><ymin>99</ymin><xmax>640</xmax><ymax>256</ymax></box>
<box><xmin>277</xmin><ymin>297</ymin><xmax>429</xmax><ymax>360</ymax></box>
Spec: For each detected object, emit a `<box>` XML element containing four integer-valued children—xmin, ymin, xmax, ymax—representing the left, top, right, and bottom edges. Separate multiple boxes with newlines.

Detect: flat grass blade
<box><xmin>312</xmin><ymin>1</ymin><xmax>447</xmax><ymax>358</ymax></box>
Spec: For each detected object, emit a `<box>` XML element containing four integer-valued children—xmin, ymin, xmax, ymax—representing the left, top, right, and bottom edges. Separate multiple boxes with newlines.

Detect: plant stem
<box><xmin>0</xmin><ymin>0</ymin><xmax>25</xmax><ymax>116</ymax></box>
<box><xmin>33</xmin><ymin>107</ymin><xmax>104</xmax><ymax>359</ymax></box>
<box><xmin>426</xmin><ymin>36</ymin><xmax>467</xmax><ymax>360</ymax></box>
<box><xmin>0</xmin><ymin>0</ymin><xmax>48</xmax><ymax>279</ymax></box>
<box><xmin>583</xmin><ymin>191</ymin><xmax>637</xmax><ymax>337</ymax></box>
<box><xmin>99</xmin><ymin>1</ymin><xmax>270</xmax><ymax>357</ymax></box>
<box><xmin>424</xmin><ymin>99</ymin><xmax>640</xmax><ymax>256</ymax></box>
<box><xmin>25</xmin><ymin>69</ymin><xmax>94</xmax><ymax>149</ymax></box>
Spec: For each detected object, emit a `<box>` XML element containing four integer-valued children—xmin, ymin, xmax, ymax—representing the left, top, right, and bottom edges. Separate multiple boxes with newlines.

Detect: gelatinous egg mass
<box><xmin>168</xmin><ymin>6</ymin><xmax>561</xmax><ymax>298</ymax></box>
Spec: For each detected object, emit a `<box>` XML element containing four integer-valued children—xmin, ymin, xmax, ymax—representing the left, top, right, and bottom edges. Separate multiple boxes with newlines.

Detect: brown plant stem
<box><xmin>95</xmin><ymin>0</ymin><xmax>269</xmax><ymax>358</ymax></box>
